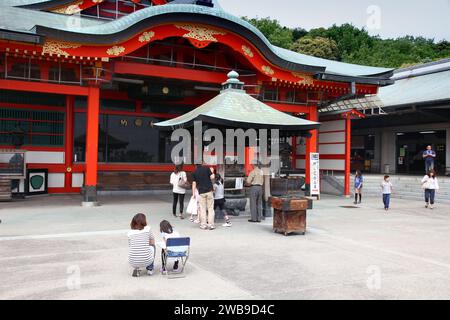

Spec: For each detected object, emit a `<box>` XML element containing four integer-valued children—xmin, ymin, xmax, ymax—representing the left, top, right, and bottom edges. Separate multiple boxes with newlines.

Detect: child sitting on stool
<box><xmin>160</xmin><ymin>220</ymin><xmax>182</xmax><ymax>274</ymax></box>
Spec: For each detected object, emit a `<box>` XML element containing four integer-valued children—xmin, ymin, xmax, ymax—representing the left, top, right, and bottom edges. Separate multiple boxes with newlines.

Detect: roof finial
<box><xmin>222</xmin><ymin>70</ymin><xmax>245</xmax><ymax>92</ymax></box>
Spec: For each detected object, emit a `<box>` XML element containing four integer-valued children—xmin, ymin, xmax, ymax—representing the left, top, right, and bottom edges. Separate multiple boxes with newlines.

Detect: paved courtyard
<box><xmin>0</xmin><ymin>192</ymin><xmax>449</xmax><ymax>300</ymax></box>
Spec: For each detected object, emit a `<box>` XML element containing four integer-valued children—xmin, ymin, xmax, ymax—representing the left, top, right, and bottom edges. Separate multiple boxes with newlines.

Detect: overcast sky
<box><xmin>219</xmin><ymin>0</ymin><xmax>450</xmax><ymax>41</ymax></box>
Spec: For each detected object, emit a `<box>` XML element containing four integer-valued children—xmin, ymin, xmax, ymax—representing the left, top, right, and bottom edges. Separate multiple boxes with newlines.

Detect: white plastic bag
<box><xmin>186</xmin><ymin>196</ymin><xmax>198</xmax><ymax>215</ymax></box>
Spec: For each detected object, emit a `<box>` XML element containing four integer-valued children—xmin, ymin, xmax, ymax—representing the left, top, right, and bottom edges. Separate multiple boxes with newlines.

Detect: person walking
<box><xmin>422</xmin><ymin>145</ymin><xmax>436</xmax><ymax>173</ymax></box>
<box><xmin>354</xmin><ymin>170</ymin><xmax>363</xmax><ymax>205</ymax></box>
<box><xmin>246</xmin><ymin>163</ymin><xmax>264</xmax><ymax>222</ymax></box>
<box><xmin>192</xmin><ymin>162</ymin><xmax>216</xmax><ymax>230</ymax></box>
<box><xmin>421</xmin><ymin>170</ymin><xmax>439</xmax><ymax>209</ymax></box>
<box><xmin>381</xmin><ymin>175</ymin><xmax>393</xmax><ymax>211</ymax></box>
<box><xmin>169</xmin><ymin>164</ymin><xmax>188</xmax><ymax>219</ymax></box>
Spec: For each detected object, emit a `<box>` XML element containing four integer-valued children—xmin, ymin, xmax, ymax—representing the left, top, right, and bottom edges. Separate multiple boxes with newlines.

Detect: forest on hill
<box><xmin>243</xmin><ymin>17</ymin><xmax>450</xmax><ymax>68</ymax></box>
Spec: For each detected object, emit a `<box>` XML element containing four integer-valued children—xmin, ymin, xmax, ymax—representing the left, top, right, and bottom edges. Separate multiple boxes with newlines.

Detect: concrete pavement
<box><xmin>0</xmin><ymin>193</ymin><xmax>449</xmax><ymax>300</ymax></box>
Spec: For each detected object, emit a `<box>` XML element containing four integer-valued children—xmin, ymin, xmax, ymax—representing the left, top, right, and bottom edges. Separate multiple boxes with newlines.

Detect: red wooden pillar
<box><xmin>305</xmin><ymin>106</ymin><xmax>318</xmax><ymax>196</ymax></box>
<box><xmin>344</xmin><ymin>116</ymin><xmax>352</xmax><ymax>197</ymax></box>
<box><xmin>244</xmin><ymin>146</ymin><xmax>255</xmax><ymax>176</ymax></box>
<box><xmin>83</xmin><ymin>86</ymin><xmax>100</xmax><ymax>205</ymax></box>
<box><xmin>64</xmin><ymin>95</ymin><xmax>74</xmax><ymax>191</ymax></box>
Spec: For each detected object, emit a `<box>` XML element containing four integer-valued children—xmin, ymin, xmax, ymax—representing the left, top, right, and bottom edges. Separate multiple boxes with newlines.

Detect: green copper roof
<box><xmin>274</xmin><ymin>46</ymin><xmax>392</xmax><ymax>77</ymax></box>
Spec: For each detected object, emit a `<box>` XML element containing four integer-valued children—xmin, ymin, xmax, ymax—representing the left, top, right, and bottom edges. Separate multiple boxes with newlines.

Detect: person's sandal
<box><xmin>179</xmin><ymin>215</ymin><xmax>185</xmax><ymax>219</ymax></box>
<box><xmin>189</xmin><ymin>217</ymin><xmax>194</xmax><ymax>222</ymax></box>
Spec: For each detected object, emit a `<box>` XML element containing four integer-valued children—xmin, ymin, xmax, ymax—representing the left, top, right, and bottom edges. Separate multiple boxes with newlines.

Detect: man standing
<box><xmin>246</xmin><ymin>163</ymin><xmax>264</xmax><ymax>223</ymax></box>
<box><xmin>423</xmin><ymin>145</ymin><xmax>436</xmax><ymax>173</ymax></box>
<box><xmin>192</xmin><ymin>163</ymin><xmax>216</xmax><ymax>230</ymax></box>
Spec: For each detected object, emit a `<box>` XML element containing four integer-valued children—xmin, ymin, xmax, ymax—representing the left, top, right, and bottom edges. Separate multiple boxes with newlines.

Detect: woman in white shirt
<box><xmin>421</xmin><ymin>170</ymin><xmax>439</xmax><ymax>209</ymax></box>
<box><xmin>170</xmin><ymin>164</ymin><xmax>188</xmax><ymax>219</ymax></box>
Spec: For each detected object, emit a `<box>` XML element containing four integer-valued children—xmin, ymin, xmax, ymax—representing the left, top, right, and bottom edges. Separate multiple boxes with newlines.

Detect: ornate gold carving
<box><xmin>292</xmin><ymin>72</ymin><xmax>314</xmax><ymax>85</ymax></box>
<box><xmin>106</xmin><ymin>45</ymin><xmax>125</xmax><ymax>56</ymax></box>
<box><xmin>175</xmin><ymin>24</ymin><xmax>226</xmax><ymax>42</ymax></box>
<box><xmin>262</xmin><ymin>65</ymin><xmax>274</xmax><ymax>76</ymax></box>
<box><xmin>52</xmin><ymin>1</ymin><xmax>83</xmax><ymax>14</ymax></box>
<box><xmin>42</xmin><ymin>40</ymin><xmax>81</xmax><ymax>56</ymax></box>
<box><xmin>241</xmin><ymin>45</ymin><xmax>254</xmax><ymax>58</ymax></box>
<box><xmin>138</xmin><ymin>31</ymin><xmax>155</xmax><ymax>43</ymax></box>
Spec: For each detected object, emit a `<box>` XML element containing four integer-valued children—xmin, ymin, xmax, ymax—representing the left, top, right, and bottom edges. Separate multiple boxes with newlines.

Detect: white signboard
<box><xmin>235</xmin><ymin>178</ymin><xmax>244</xmax><ymax>190</ymax></box>
<box><xmin>310</xmin><ymin>153</ymin><xmax>320</xmax><ymax>196</ymax></box>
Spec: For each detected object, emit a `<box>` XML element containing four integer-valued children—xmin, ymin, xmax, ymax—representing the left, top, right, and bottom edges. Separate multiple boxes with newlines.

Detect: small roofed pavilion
<box><xmin>156</xmin><ymin>70</ymin><xmax>321</xmax><ymax>176</ymax></box>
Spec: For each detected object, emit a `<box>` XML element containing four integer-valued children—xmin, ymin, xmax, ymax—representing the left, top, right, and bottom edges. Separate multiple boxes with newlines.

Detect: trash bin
<box><xmin>384</xmin><ymin>164</ymin><xmax>390</xmax><ymax>174</ymax></box>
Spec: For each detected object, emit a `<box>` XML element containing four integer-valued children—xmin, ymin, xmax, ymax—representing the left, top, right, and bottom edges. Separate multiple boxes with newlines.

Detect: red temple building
<box><xmin>0</xmin><ymin>0</ymin><xmax>394</xmax><ymax>203</ymax></box>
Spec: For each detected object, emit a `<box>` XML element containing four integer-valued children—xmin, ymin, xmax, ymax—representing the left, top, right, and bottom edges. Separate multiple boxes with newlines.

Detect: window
<box><xmin>73</xmin><ymin>113</ymin><xmax>173</xmax><ymax>163</ymax></box>
<box><xmin>262</xmin><ymin>87</ymin><xmax>278</xmax><ymax>101</ymax></box>
<box><xmin>0</xmin><ymin>108</ymin><xmax>64</xmax><ymax>147</ymax></box>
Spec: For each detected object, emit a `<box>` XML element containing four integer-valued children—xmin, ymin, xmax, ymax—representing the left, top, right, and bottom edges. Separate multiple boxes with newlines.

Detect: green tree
<box><xmin>242</xmin><ymin>16</ymin><xmax>450</xmax><ymax>68</ymax></box>
<box><xmin>292</xmin><ymin>27</ymin><xmax>308</xmax><ymax>42</ymax></box>
<box><xmin>242</xmin><ymin>16</ymin><xmax>293</xmax><ymax>49</ymax></box>
<box><xmin>291</xmin><ymin>37</ymin><xmax>339</xmax><ymax>60</ymax></box>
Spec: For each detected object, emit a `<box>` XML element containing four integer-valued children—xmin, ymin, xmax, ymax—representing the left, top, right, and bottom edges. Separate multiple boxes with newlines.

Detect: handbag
<box><xmin>177</xmin><ymin>173</ymin><xmax>190</xmax><ymax>189</ymax></box>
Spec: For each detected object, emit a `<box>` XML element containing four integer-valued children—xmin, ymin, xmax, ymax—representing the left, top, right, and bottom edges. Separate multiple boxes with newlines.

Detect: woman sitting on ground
<box><xmin>127</xmin><ymin>213</ymin><xmax>155</xmax><ymax>277</ymax></box>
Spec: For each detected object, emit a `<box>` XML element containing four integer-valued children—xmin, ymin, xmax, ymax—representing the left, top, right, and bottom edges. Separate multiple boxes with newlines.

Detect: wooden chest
<box><xmin>271</xmin><ymin>197</ymin><xmax>308</xmax><ymax>236</ymax></box>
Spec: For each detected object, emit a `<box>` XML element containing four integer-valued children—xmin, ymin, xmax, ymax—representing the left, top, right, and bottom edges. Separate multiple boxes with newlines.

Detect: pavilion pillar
<box><xmin>64</xmin><ymin>95</ymin><xmax>74</xmax><ymax>191</ymax></box>
<box><xmin>244</xmin><ymin>146</ymin><xmax>256</xmax><ymax>176</ymax></box>
<box><xmin>344</xmin><ymin>116</ymin><xmax>352</xmax><ymax>197</ymax></box>
<box><xmin>305</xmin><ymin>106</ymin><xmax>318</xmax><ymax>196</ymax></box>
<box><xmin>82</xmin><ymin>86</ymin><xmax>100</xmax><ymax>206</ymax></box>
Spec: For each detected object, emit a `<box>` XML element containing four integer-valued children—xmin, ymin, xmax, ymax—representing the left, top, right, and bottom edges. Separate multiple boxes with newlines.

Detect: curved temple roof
<box><xmin>1</xmin><ymin>1</ymin><xmax>394</xmax><ymax>83</ymax></box>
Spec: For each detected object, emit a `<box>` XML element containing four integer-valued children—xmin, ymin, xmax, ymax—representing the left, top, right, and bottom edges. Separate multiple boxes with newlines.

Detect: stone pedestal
<box><xmin>82</xmin><ymin>185</ymin><xmax>99</xmax><ymax>207</ymax></box>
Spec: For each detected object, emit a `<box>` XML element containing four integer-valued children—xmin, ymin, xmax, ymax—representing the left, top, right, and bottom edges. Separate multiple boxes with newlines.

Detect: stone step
<box><xmin>327</xmin><ymin>174</ymin><xmax>450</xmax><ymax>202</ymax></box>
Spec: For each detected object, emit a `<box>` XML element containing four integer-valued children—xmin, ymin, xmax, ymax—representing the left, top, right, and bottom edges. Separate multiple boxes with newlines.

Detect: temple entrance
<box><xmin>396</xmin><ymin>130</ymin><xmax>446</xmax><ymax>174</ymax></box>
